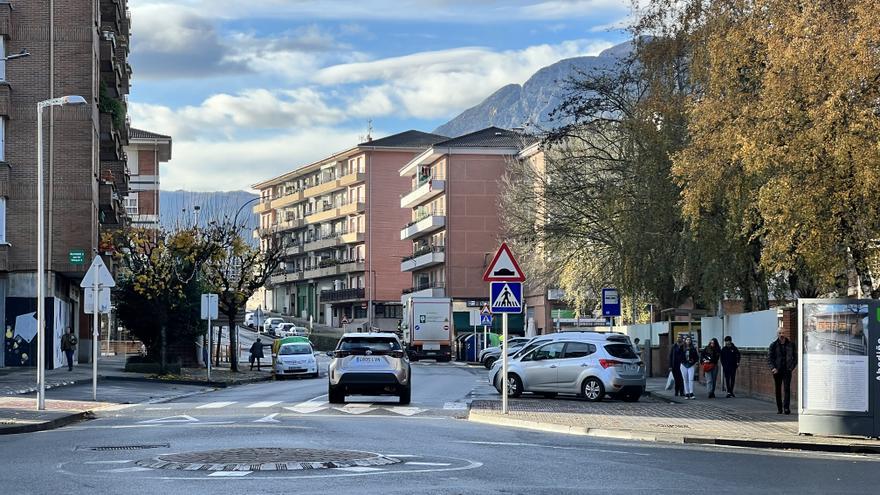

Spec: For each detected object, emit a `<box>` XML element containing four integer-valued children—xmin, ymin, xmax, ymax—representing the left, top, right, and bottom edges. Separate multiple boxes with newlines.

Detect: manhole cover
<box><xmin>136</xmin><ymin>448</ymin><xmax>400</xmax><ymax>471</ymax></box>
<box><xmin>77</xmin><ymin>444</ymin><xmax>170</xmax><ymax>451</ymax></box>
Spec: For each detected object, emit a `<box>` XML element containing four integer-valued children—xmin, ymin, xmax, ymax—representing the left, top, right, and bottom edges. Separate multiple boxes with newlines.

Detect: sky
<box><xmin>128</xmin><ymin>1</ymin><xmax>632</xmax><ymax>191</ymax></box>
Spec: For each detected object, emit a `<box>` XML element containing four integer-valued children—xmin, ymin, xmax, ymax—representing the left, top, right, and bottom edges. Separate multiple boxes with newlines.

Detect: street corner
<box><xmin>0</xmin><ymin>398</ymin><xmax>98</xmax><ymax>435</ymax></box>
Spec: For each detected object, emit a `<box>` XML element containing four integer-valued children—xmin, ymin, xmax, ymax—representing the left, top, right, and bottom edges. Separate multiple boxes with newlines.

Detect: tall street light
<box><xmin>36</xmin><ymin>95</ymin><xmax>87</xmax><ymax>411</ymax></box>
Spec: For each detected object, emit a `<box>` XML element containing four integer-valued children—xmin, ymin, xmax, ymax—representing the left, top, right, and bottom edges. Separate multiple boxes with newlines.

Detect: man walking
<box><xmin>768</xmin><ymin>330</ymin><xmax>797</xmax><ymax>414</ymax></box>
<box><xmin>249</xmin><ymin>338</ymin><xmax>265</xmax><ymax>371</ymax></box>
<box><xmin>61</xmin><ymin>327</ymin><xmax>77</xmax><ymax>371</ymax></box>
<box><xmin>720</xmin><ymin>336</ymin><xmax>741</xmax><ymax>398</ymax></box>
<box><xmin>668</xmin><ymin>335</ymin><xmax>684</xmax><ymax>397</ymax></box>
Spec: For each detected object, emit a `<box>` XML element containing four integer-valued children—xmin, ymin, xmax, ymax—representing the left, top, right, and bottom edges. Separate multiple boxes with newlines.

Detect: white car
<box><xmin>263</xmin><ymin>317</ymin><xmax>285</xmax><ymax>334</ymax></box>
<box><xmin>274</xmin><ymin>341</ymin><xmax>319</xmax><ymax>379</ymax></box>
<box><xmin>276</xmin><ymin>323</ymin><xmax>308</xmax><ymax>338</ymax></box>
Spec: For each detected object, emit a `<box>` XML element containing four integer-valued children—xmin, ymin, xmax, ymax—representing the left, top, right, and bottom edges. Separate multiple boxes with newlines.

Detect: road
<box><xmin>3</xmin><ymin>362</ymin><xmax>879</xmax><ymax>494</ymax></box>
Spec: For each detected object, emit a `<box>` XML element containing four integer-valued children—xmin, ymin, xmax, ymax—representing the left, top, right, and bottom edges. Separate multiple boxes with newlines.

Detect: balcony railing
<box><xmin>404</xmin><ymin>208</ymin><xmax>446</xmax><ymax>229</ymax></box>
<box><xmin>320</xmin><ymin>287</ymin><xmax>366</xmax><ymax>302</ymax></box>
<box><xmin>402</xmin><ymin>281</ymin><xmax>446</xmax><ymax>295</ymax></box>
<box><xmin>402</xmin><ymin>244</ymin><xmax>445</xmax><ymax>262</ymax></box>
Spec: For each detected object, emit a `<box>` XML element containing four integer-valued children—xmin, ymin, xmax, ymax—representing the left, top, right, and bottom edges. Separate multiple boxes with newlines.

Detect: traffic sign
<box><xmin>83</xmin><ymin>287</ymin><xmax>111</xmax><ymax>314</ymax></box>
<box><xmin>480</xmin><ymin>313</ymin><xmax>493</xmax><ymax>325</ymax></box>
<box><xmin>80</xmin><ymin>256</ymin><xmax>115</xmax><ymax>289</ymax></box>
<box><xmin>201</xmin><ymin>294</ymin><xmax>219</xmax><ymax>320</ymax></box>
<box><xmin>483</xmin><ymin>243</ymin><xmax>525</xmax><ymax>282</ymax></box>
<box><xmin>69</xmin><ymin>249</ymin><xmax>86</xmax><ymax>265</ymax></box>
<box><xmin>490</xmin><ymin>282</ymin><xmax>522</xmax><ymax>314</ymax></box>
<box><xmin>602</xmin><ymin>288</ymin><xmax>621</xmax><ymax>317</ymax></box>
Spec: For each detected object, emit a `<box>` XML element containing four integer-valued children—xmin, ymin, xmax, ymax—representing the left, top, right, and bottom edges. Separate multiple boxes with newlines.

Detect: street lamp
<box><xmin>36</xmin><ymin>95</ymin><xmax>87</xmax><ymax>411</ymax></box>
<box><xmin>232</xmin><ymin>196</ymin><xmax>260</xmax><ymax>233</ymax></box>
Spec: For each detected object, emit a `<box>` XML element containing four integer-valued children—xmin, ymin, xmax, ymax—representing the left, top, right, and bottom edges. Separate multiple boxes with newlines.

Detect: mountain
<box><xmin>159</xmin><ymin>190</ymin><xmax>259</xmax><ymax>233</ymax></box>
<box><xmin>434</xmin><ymin>40</ymin><xmax>632</xmax><ymax>137</ymax></box>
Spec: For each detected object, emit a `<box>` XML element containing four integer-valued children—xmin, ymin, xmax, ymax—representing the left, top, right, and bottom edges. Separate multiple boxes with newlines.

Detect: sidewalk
<box><xmin>468</xmin><ymin>378</ymin><xmax>880</xmax><ymax>454</ymax></box>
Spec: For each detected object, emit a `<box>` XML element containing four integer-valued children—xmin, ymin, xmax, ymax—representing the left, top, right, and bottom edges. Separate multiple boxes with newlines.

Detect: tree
<box><xmin>202</xmin><ymin>219</ymin><xmax>284</xmax><ymax>372</ymax></box>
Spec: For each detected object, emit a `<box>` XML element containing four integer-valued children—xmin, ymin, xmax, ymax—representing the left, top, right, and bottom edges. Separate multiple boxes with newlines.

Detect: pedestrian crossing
<box><xmin>142</xmin><ymin>397</ymin><xmax>479</xmax><ymax>417</ymax></box>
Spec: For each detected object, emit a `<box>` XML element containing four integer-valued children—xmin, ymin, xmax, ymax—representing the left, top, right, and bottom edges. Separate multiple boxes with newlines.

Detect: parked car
<box><xmin>276</xmin><ymin>323</ymin><xmax>308</xmax><ymax>338</ymax></box>
<box><xmin>273</xmin><ymin>340</ymin><xmax>318</xmax><ymax>379</ymax></box>
<box><xmin>328</xmin><ymin>332</ymin><xmax>411</xmax><ymax>405</ymax></box>
<box><xmin>263</xmin><ymin>317</ymin><xmax>285</xmax><ymax>335</ymax></box>
<box><xmin>479</xmin><ymin>337</ymin><xmax>532</xmax><ymax>369</ymax></box>
<box><xmin>245</xmin><ymin>312</ymin><xmax>255</xmax><ymax>328</ymax></box>
<box><xmin>488</xmin><ymin>332</ymin><xmax>645</xmax><ymax>402</ymax></box>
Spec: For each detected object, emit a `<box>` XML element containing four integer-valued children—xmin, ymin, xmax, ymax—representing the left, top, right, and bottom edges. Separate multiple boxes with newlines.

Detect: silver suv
<box><xmin>488</xmin><ymin>333</ymin><xmax>645</xmax><ymax>402</ymax></box>
<box><xmin>328</xmin><ymin>333</ymin><xmax>411</xmax><ymax>404</ymax></box>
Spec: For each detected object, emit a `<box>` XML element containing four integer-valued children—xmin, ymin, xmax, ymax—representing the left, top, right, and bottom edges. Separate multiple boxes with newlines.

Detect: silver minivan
<box><xmin>488</xmin><ymin>333</ymin><xmax>645</xmax><ymax>402</ymax></box>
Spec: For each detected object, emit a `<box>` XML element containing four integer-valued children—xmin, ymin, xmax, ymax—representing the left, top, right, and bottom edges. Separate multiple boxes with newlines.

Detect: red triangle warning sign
<box><xmin>483</xmin><ymin>242</ymin><xmax>526</xmax><ymax>282</ymax></box>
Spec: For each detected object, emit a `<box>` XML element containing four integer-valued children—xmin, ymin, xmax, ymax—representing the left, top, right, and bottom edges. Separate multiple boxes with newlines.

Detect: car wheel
<box><xmin>311</xmin><ymin>372</ymin><xmax>320</xmax><ymax>379</ymax></box>
<box><xmin>484</xmin><ymin>357</ymin><xmax>497</xmax><ymax>369</ymax></box>
<box><xmin>328</xmin><ymin>384</ymin><xmax>345</xmax><ymax>404</ymax></box>
<box><xmin>539</xmin><ymin>392</ymin><xmax>557</xmax><ymax>399</ymax></box>
<box><xmin>399</xmin><ymin>385</ymin><xmax>411</xmax><ymax>405</ymax></box>
<box><xmin>274</xmin><ymin>374</ymin><xmax>284</xmax><ymax>381</ymax></box>
<box><xmin>581</xmin><ymin>377</ymin><xmax>605</xmax><ymax>402</ymax></box>
<box><xmin>506</xmin><ymin>374</ymin><xmax>523</xmax><ymax>398</ymax></box>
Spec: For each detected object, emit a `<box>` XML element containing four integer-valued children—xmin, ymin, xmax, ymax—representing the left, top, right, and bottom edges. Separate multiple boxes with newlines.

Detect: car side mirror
<box><xmin>326</xmin><ymin>351</ymin><xmax>334</xmax><ymax>357</ymax></box>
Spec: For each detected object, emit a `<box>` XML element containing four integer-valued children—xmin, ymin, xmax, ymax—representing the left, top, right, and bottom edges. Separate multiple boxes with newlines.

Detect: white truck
<box><xmin>403</xmin><ymin>297</ymin><xmax>453</xmax><ymax>362</ymax></box>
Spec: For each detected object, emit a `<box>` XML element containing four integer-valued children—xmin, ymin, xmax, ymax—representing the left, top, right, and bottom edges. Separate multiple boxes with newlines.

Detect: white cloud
<box><xmin>520</xmin><ymin>0</ymin><xmax>629</xmax><ymax>20</ymax></box>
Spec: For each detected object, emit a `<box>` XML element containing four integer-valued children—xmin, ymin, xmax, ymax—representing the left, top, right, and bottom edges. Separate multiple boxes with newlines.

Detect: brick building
<box><xmin>124</xmin><ymin>128</ymin><xmax>171</xmax><ymax>230</ymax></box>
<box><xmin>0</xmin><ymin>1</ymin><xmax>131</xmax><ymax>368</ymax></box>
<box><xmin>253</xmin><ymin>130</ymin><xmax>448</xmax><ymax>330</ymax></box>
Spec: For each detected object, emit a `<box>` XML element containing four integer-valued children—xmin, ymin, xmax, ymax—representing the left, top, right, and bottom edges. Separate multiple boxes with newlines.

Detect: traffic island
<box><xmin>135</xmin><ymin>448</ymin><xmax>402</xmax><ymax>471</ymax></box>
<box><xmin>105</xmin><ymin>366</ymin><xmax>273</xmax><ymax>388</ymax></box>
<box><xmin>468</xmin><ymin>398</ymin><xmax>880</xmax><ymax>454</ymax></box>
<box><xmin>0</xmin><ymin>396</ymin><xmax>125</xmax><ymax>435</ymax></box>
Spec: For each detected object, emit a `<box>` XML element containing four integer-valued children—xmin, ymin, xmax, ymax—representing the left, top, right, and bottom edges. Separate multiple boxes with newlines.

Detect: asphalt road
<box><xmin>2</xmin><ymin>362</ymin><xmax>879</xmax><ymax>494</ymax></box>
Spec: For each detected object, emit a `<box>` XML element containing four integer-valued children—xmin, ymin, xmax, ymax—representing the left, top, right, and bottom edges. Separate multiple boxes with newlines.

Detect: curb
<box><xmin>102</xmin><ymin>374</ymin><xmax>273</xmax><ymax>388</ymax></box>
<box><xmin>467</xmin><ymin>411</ymin><xmax>880</xmax><ymax>454</ymax></box>
<box><xmin>0</xmin><ymin>410</ymin><xmax>95</xmax><ymax>435</ymax></box>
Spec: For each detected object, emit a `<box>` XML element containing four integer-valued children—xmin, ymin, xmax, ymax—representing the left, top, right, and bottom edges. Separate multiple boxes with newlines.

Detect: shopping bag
<box><xmin>665</xmin><ymin>371</ymin><xmax>674</xmax><ymax>390</ymax></box>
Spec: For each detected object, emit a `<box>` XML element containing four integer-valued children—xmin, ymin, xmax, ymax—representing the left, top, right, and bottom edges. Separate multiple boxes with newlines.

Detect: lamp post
<box><xmin>36</xmin><ymin>95</ymin><xmax>87</xmax><ymax>411</ymax></box>
<box><xmin>232</xmin><ymin>196</ymin><xmax>260</xmax><ymax>233</ymax></box>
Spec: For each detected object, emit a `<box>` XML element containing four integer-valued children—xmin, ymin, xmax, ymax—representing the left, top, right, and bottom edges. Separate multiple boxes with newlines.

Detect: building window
<box><xmin>124</xmin><ymin>194</ymin><xmax>138</xmax><ymax>216</ymax></box>
<box><xmin>0</xmin><ymin>37</ymin><xmax>5</xmax><ymax>82</ymax></box>
<box><xmin>0</xmin><ymin>117</ymin><xmax>5</xmax><ymax>161</ymax></box>
<box><xmin>0</xmin><ymin>197</ymin><xmax>6</xmax><ymax>243</ymax></box>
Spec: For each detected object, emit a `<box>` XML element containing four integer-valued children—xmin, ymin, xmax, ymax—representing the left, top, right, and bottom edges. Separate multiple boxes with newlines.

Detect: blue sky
<box><xmin>128</xmin><ymin>1</ymin><xmax>632</xmax><ymax>191</ymax></box>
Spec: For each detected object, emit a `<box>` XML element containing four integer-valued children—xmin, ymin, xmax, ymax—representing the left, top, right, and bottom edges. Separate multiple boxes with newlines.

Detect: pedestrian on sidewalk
<box><xmin>768</xmin><ymin>330</ymin><xmax>797</xmax><ymax>414</ymax></box>
<box><xmin>249</xmin><ymin>338</ymin><xmax>265</xmax><ymax>371</ymax></box>
<box><xmin>720</xmin><ymin>336</ymin><xmax>741</xmax><ymax>398</ymax></box>
<box><xmin>633</xmin><ymin>338</ymin><xmax>641</xmax><ymax>358</ymax></box>
<box><xmin>701</xmin><ymin>338</ymin><xmax>721</xmax><ymax>398</ymax></box>
<box><xmin>669</xmin><ymin>335</ymin><xmax>685</xmax><ymax>397</ymax></box>
<box><xmin>680</xmin><ymin>336</ymin><xmax>700</xmax><ymax>399</ymax></box>
<box><xmin>61</xmin><ymin>327</ymin><xmax>77</xmax><ymax>371</ymax></box>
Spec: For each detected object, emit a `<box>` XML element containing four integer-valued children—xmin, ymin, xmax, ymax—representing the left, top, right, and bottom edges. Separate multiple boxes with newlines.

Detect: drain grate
<box><xmin>77</xmin><ymin>444</ymin><xmax>170</xmax><ymax>452</ymax></box>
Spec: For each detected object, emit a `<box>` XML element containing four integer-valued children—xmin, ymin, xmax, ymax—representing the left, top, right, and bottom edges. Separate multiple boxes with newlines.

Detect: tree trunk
<box><xmin>228</xmin><ymin>314</ymin><xmax>239</xmax><ymax>372</ymax></box>
<box><xmin>214</xmin><ymin>326</ymin><xmax>223</xmax><ymax>367</ymax></box>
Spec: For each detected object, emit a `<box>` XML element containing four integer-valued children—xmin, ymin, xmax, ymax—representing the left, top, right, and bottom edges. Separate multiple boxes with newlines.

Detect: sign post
<box><xmin>602</xmin><ymin>288</ymin><xmax>621</xmax><ymax>330</ymax></box>
<box><xmin>80</xmin><ymin>255</ymin><xmax>115</xmax><ymax>401</ymax></box>
<box><xmin>483</xmin><ymin>242</ymin><xmax>525</xmax><ymax>415</ymax></box>
<box><xmin>201</xmin><ymin>294</ymin><xmax>219</xmax><ymax>382</ymax></box>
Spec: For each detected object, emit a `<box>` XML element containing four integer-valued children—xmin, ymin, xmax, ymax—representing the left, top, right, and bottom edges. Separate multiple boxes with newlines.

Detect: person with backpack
<box><xmin>61</xmin><ymin>327</ymin><xmax>77</xmax><ymax>371</ymax></box>
<box><xmin>720</xmin><ymin>336</ymin><xmax>742</xmax><ymax>398</ymax></box>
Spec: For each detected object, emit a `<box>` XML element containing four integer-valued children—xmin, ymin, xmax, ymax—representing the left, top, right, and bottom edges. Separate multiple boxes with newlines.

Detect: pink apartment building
<box><xmin>398</xmin><ymin>127</ymin><xmax>541</xmax><ymax>335</ymax></box>
<box><xmin>253</xmin><ymin>130</ymin><xmax>447</xmax><ymax>330</ymax></box>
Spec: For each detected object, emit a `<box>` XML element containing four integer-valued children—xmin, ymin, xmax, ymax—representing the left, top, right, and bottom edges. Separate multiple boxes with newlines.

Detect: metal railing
<box><xmin>402</xmin><ymin>244</ymin><xmax>445</xmax><ymax>262</ymax></box>
<box><xmin>320</xmin><ymin>287</ymin><xmax>365</xmax><ymax>302</ymax></box>
<box><xmin>402</xmin><ymin>281</ymin><xmax>446</xmax><ymax>294</ymax></box>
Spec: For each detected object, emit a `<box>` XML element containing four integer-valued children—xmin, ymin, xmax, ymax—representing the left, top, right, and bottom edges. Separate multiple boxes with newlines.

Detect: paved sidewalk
<box><xmin>468</xmin><ymin>378</ymin><xmax>880</xmax><ymax>454</ymax></box>
<box><xmin>0</xmin><ymin>396</ymin><xmax>129</xmax><ymax>435</ymax></box>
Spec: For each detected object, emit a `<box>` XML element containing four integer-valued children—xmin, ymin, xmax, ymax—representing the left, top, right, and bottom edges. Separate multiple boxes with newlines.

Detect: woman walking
<box><xmin>701</xmin><ymin>338</ymin><xmax>721</xmax><ymax>398</ymax></box>
<box><xmin>679</xmin><ymin>337</ymin><xmax>700</xmax><ymax>399</ymax></box>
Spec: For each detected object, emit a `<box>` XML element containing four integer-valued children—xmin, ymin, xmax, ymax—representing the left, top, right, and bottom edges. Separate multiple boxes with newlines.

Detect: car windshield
<box><xmin>279</xmin><ymin>344</ymin><xmax>311</xmax><ymax>355</ymax></box>
<box><xmin>339</xmin><ymin>337</ymin><xmax>401</xmax><ymax>353</ymax></box>
<box><xmin>605</xmin><ymin>343</ymin><xmax>638</xmax><ymax>359</ymax></box>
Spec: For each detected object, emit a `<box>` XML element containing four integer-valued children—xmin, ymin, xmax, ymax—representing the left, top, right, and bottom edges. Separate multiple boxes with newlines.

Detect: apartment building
<box><xmin>253</xmin><ymin>130</ymin><xmax>448</xmax><ymax>330</ymax></box>
<box><xmin>0</xmin><ymin>1</ymin><xmax>131</xmax><ymax>368</ymax></box>
<box><xmin>398</xmin><ymin>127</ymin><xmax>542</xmax><ymax>335</ymax></box>
<box><xmin>124</xmin><ymin>129</ymin><xmax>172</xmax><ymax>230</ymax></box>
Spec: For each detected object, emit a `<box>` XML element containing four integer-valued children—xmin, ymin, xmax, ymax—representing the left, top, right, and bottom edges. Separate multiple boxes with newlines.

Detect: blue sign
<box><xmin>480</xmin><ymin>313</ymin><xmax>493</xmax><ymax>325</ymax></box>
<box><xmin>602</xmin><ymin>288</ymin><xmax>621</xmax><ymax>317</ymax></box>
<box><xmin>490</xmin><ymin>282</ymin><xmax>523</xmax><ymax>314</ymax></box>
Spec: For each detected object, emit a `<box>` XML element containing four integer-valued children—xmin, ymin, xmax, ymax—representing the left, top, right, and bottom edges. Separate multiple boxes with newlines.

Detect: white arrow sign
<box><xmin>80</xmin><ymin>256</ymin><xmax>116</xmax><ymax>289</ymax></box>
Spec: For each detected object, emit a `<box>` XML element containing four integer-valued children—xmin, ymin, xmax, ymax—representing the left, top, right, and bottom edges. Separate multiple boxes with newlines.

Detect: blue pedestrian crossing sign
<box><xmin>480</xmin><ymin>313</ymin><xmax>493</xmax><ymax>325</ymax></box>
<box><xmin>490</xmin><ymin>282</ymin><xmax>523</xmax><ymax>314</ymax></box>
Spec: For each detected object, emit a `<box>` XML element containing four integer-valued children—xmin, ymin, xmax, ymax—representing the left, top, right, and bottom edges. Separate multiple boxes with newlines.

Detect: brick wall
<box><xmin>138</xmin><ymin>149</ymin><xmax>157</xmax><ymax>175</ymax></box>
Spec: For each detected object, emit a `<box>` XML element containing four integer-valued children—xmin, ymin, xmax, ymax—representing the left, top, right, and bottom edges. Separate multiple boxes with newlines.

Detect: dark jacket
<box><xmin>701</xmin><ymin>346</ymin><xmax>720</xmax><ymax>366</ymax></box>
<box><xmin>720</xmin><ymin>344</ymin><xmax>741</xmax><ymax>370</ymax></box>
<box><xmin>250</xmin><ymin>342</ymin><xmax>264</xmax><ymax>359</ymax></box>
<box><xmin>679</xmin><ymin>345</ymin><xmax>700</xmax><ymax>368</ymax></box>
<box><xmin>767</xmin><ymin>338</ymin><xmax>796</xmax><ymax>372</ymax></box>
<box><xmin>61</xmin><ymin>333</ymin><xmax>77</xmax><ymax>351</ymax></box>
<box><xmin>669</xmin><ymin>343</ymin><xmax>683</xmax><ymax>367</ymax></box>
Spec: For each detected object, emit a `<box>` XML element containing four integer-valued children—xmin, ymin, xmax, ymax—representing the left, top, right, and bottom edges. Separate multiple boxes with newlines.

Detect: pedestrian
<box><xmin>720</xmin><ymin>336</ymin><xmax>741</xmax><ymax>398</ymax></box>
<box><xmin>768</xmin><ymin>330</ymin><xmax>797</xmax><ymax>414</ymax></box>
<box><xmin>60</xmin><ymin>327</ymin><xmax>77</xmax><ymax>371</ymax></box>
<box><xmin>680</xmin><ymin>336</ymin><xmax>700</xmax><ymax>399</ymax></box>
<box><xmin>632</xmin><ymin>338</ymin><xmax>641</xmax><ymax>358</ymax></box>
<box><xmin>250</xmin><ymin>338</ymin><xmax>265</xmax><ymax>371</ymax></box>
<box><xmin>669</xmin><ymin>335</ymin><xmax>685</xmax><ymax>397</ymax></box>
<box><xmin>701</xmin><ymin>338</ymin><xmax>721</xmax><ymax>398</ymax></box>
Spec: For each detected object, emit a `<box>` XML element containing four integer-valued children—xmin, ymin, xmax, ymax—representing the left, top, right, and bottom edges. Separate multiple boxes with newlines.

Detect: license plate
<box><xmin>423</xmin><ymin>344</ymin><xmax>440</xmax><ymax>351</ymax></box>
<box><xmin>623</xmin><ymin>364</ymin><xmax>639</xmax><ymax>373</ymax></box>
<box><xmin>355</xmin><ymin>356</ymin><xmax>382</xmax><ymax>363</ymax></box>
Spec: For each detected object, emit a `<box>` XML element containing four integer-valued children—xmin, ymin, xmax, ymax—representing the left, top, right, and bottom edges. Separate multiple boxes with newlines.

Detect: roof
<box><xmin>358</xmin><ymin>130</ymin><xmax>449</xmax><ymax>148</ymax></box>
<box><xmin>129</xmin><ymin>128</ymin><xmax>172</xmax><ymax>141</ymax></box>
<box><xmin>434</xmin><ymin>126</ymin><xmax>538</xmax><ymax>149</ymax></box>
<box><xmin>340</xmin><ymin>332</ymin><xmax>400</xmax><ymax>339</ymax></box>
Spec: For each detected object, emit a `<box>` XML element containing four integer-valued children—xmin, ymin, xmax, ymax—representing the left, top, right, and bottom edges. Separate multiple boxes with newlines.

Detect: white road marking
<box><xmin>406</xmin><ymin>462</ymin><xmax>452</xmax><ymax>466</ymax></box>
<box><xmin>139</xmin><ymin>415</ymin><xmax>199</xmax><ymax>424</ymax></box>
<box><xmin>144</xmin><ymin>407</ymin><xmax>171</xmax><ymax>411</ymax></box>
<box><xmin>443</xmin><ymin>402</ymin><xmax>468</xmax><ymax>410</ymax></box>
<box><xmin>386</xmin><ymin>406</ymin><xmax>426</xmax><ymax>416</ymax></box>
<box><xmin>247</xmin><ymin>401</ymin><xmax>282</xmax><ymax>408</ymax></box>
<box><xmin>85</xmin><ymin>460</ymin><xmax>134</xmax><ymax>464</ymax></box>
<box><xmin>197</xmin><ymin>401</ymin><xmax>237</xmax><ymax>409</ymax></box>
<box><xmin>254</xmin><ymin>413</ymin><xmax>280</xmax><ymax>423</ymax></box>
<box><xmin>285</xmin><ymin>400</ymin><xmax>329</xmax><ymax>414</ymax></box>
<box><xmin>101</xmin><ymin>467</ymin><xmax>153</xmax><ymax>473</ymax></box>
<box><xmin>334</xmin><ymin>466</ymin><xmax>384</xmax><ymax>472</ymax></box>
<box><xmin>383</xmin><ymin>454</ymin><xmax>419</xmax><ymax>458</ymax></box>
<box><xmin>334</xmin><ymin>404</ymin><xmax>376</xmax><ymax>415</ymax></box>
<box><xmin>208</xmin><ymin>471</ymin><xmax>252</xmax><ymax>477</ymax></box>
<box><xmin>454</xmin><ymin>440</ymin><xmax>650</xmax><ymax>456</ymax></box>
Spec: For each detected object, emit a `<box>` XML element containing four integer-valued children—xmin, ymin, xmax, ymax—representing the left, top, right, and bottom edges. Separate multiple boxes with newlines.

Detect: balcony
<box><xmin>269</xmin><ymin>270</ymin><xmax>305</xmax><ymax>286</ymax></box>
<box><xmin>400</xmin><ymin>210</ymin><xmax>446</xmax><ymax>240</ymax></box>
<box><xmin>320</xmin><ymin>288</ymin><xmax>365</xmax><ymax>303</ymax></box>
<box><xmin>270</xmin><ymin>189</ymin><xmax>305</xmax><ymax>210</ymax></box>
<box><xmin>271</xmin><ymin>218</ymin><xmax>305</xmax><ymax>234</ymax></box>
<box><xmin>401</xmin><ymin>245</ymin><xmax>445</xmax><ymax>272</ymax></box>
<box><xmin>402</xmin><ymin>282</ymin><xmax>446</xmax><ymax>298</ymax></box>
<box><xmin>304</xmin><ymin>172</ymin><xmax>366</xmax><ymax>197</ymax></box>
<box><xmin>101</xmin><ymin>160</ymin><xmax>129</xmax><ymax>196</ymax></box>
<box><xmin>99</xmin><ymin>112</ymin><xmax>125</xmax><ymax>161</ymax></box>
<box><xmin>253</xmin><ymin>198</ymin><xmax>273</xmax><ymax>214</ymax></box>
<box><xmin>303</xmin><ymin>258</ymin><xmax>366</xmax><ymax>279</ymax></box>
<box><xmin>98</xmin><ymin>181</ymin><xmax>125</xmax><ymax>227</ymax></box>
<box><xmin>340</xmin><ymin>231</ymin><xmax>364</xmax><ymax>244</ymax></box>
<box><xmin>401</xmin><ymin>178</ymin><xmax>445</xmax><ymax>209</ymax></box>
<box><xmin>284</xmin><ymin>243</ymin><xmax>304</xmax><ymax>257</ymax></box>
<box><xmin>306</xmin><ymin>200</ymin><xmax>365</xmax><ymax>223</ymax></box>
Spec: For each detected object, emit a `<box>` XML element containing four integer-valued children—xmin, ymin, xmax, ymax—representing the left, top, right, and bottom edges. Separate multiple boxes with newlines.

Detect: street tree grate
<box><xmin>77</xmin><ymin>444</ymin><xmax>170</xmax><ymax>451</ymax></box>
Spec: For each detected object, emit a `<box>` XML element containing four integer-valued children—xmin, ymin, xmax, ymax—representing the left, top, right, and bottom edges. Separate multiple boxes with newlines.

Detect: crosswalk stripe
<box><xmin>246</xmin><ymin>401</ymin><xmax>282</xmax><ymax>408</ymax></box>
<box><xmin>208</xmin><ymin>471</ymin><xmax>251</xmax><ymax>477</ymax></box>
<box><xmin>196</xmin><ymin>401</ymin><xmax>237</xmax><ymax>409</ymax></box>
